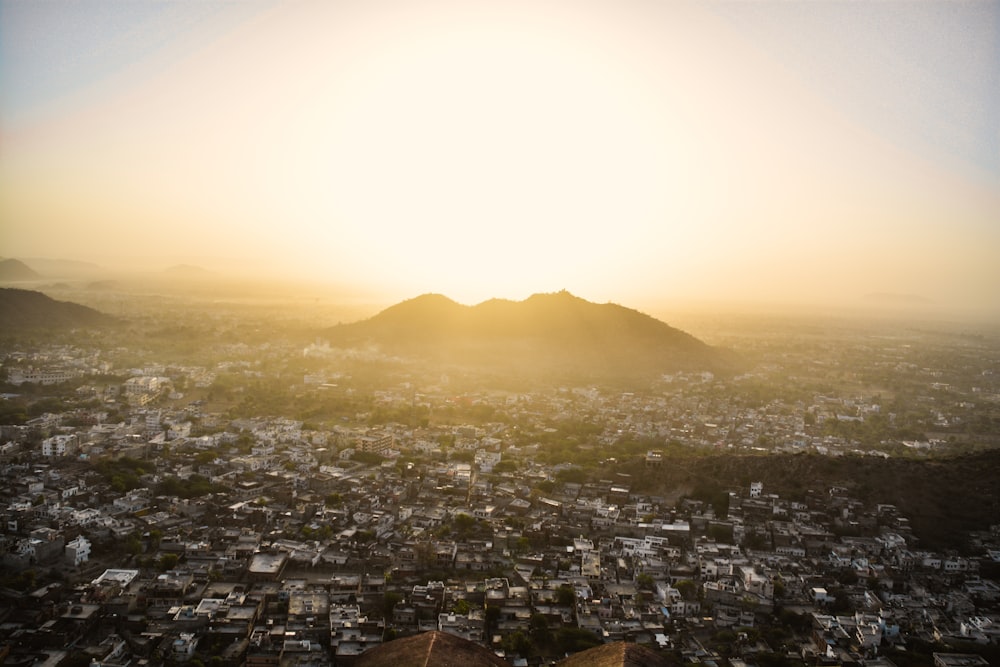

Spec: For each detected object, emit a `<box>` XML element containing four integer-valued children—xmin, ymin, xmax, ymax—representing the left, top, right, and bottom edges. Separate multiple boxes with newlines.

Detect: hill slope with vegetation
<box><xmin>0</xmin><ymin>288</ymin><xmax>115</xmax><ymax>329</ymax></box>
<box><xmin>324</xmin><ymin>291</ymin><xmax>737</xmax><ymax>381</ymax></box>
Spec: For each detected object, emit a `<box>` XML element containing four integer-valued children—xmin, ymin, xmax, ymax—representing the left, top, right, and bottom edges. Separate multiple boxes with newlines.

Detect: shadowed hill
<box><xmin>352</xmin><ymin>630</ymin><xmax>509</xmax><ymax>667</ymax></box>
<box><xmin>0</xmin><ymin>288</ymin><xmax>115</xmax><ymax>329</ymax></box>
<box><xmin>354</xmin><ymin>634</ymin><xmax>670</xmax><ymax>667</ymax></box>
<box><xmin>324</xmin><ymin>291</ymin><xmax>736</xmax><ymax>381</ymax></box>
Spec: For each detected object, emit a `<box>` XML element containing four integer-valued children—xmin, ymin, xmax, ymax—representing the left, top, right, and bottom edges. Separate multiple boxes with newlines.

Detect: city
<box><xmin>1</xmin><ymin>287</ymin><xmax>998</xmax><ymax>666</ymax></box>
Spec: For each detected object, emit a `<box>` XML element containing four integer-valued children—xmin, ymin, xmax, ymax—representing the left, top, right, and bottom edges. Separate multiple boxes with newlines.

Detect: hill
<box><xmin>0</xmin><ymin>259</ymin><xmax>42</xmax><ymax>282</ymax></box>
<box><xmin>18</xmin><ymin>257</ymin><xmax>105</xmax><ymax>278</ymax></box>
<box><xmin>0</xmin><ymin>288</ymin><xmax>115</xmax><ymax>329</ymax></box>
<box><xmin>324</xmin><ymin>291</ymin><xmax>735</xmax><ymax>381</ymax></box>
<box><xmin>353</xmin><ymin>633</ymin><xmax>668</xmax><ymax>667</ymax></box>
<box><xmin>353</xmin><ymin>630</ymin><xmax>508</xmax><ymax>667</ymax></box>
<box><xmin>556</xmin><ymin>642</ymin><xmax>672</xmax><ymax>667</ymax></box>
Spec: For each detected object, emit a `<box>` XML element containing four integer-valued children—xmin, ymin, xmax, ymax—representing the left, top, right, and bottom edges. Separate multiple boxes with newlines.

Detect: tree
<box><xmin>555</xmin><ymin>584</ymin><xmax>576</xmax><ymax>607</ymax></box>
<box><xmin>148</xmin><ymin>529</ymin><xmax>163</xmax><ymax>550</ymax></box>
<box><xmin>503</xmin><ymin>630</ymin><xmax>532</xmax><ymax>657</ymax></box>
<box><xmin>529</xmin><ymin>613</ymin><xmax>551</xmax><ymax>648</ymax></box>
<box><xmin>158</xmin><ymin>553</ymin><xmax>179</xmax><ymax>571</ymax></box>
<box><xmin>454</xmin><ymin>513</ymin><xmax>476</xmax><ymax>534</ymax></box>
<box><xmin>555</xmin><ymin>627</ymin><xmax>602</xmax><ymax>654</ymax></box>
<box><xmin>676</xmin><ymin>579</ymin><xmax>699</xmax><ymax>601</ymax></box>
<box><xmin>125</xmin><ymin>533</ymin><xmax>142</xmax><ymax>556</ymax></box>
<box><xmin>382</xmin><ymin>592</ymin><xmax>402</xmax><ymax>620</ymax></box>
<box><xmin>485</xmin><ymin>605</ymin><xmax>501</xmax><ymax>636</ymax></box>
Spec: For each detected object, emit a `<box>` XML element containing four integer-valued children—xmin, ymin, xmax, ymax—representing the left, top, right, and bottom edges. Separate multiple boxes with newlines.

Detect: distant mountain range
<box><xmin>0</xmin><ymin>257</ymin><xmax>108</xmax><ymax>280</ymax></box>
<box><xmin>0</xmin><ymin>257</ymin><xmax>218</xmax><ymax>282</ymax></box>
<box><xmin>324</xmin><ymin>291</ymin><xmax>735</xmax><ymax>380</ymax></box>
<box><xmin>0</xmin><ymin>288</ymin><xmax>114</xmax><ymax>329</ymax></box>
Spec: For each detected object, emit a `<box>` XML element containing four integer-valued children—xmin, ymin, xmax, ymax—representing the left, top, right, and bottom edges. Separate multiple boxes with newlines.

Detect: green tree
<box><xmin>503</xmin><ymin>630</ymin><xmax>532</xmax><ymax>657</ymax></box>
<box><xmin>529</xmin><ymin>613</ymin><xmax>551</xmax><ymax>648</ymax></box>
<box><xmin>454</xmin><ymin>513</ymin><xmax>476</xmax><ymax>535</ymax></box>
<box><xmin>555</xmin><ymin>584</ymin><xmax>576</xmax><ymax>607</ymax></box>
<box><xmin>382</xmin><ymin>592</ymin><xmax>402</xmax><ymax>620</ymax></box>
<box><xmin>125</xmin><ymin>533</ymin><xmax>142</xmax><ymax>556</ymax></box>
<box><xmin>158</xmin><ymin>553</ymin><xmax>179</xmax><ymax>571</ymax></box>
<box><xmin>485</xmin><ymin>605</ymin><xmax>501</xmax><ymax>637</ymax></box>
<box><xmin>676</xmin><ymin>579</ymin><xmax>699</xmax><ymax>601</ymax></box>
<box><xmin>554</xmin><ymin>627</ymin><xmax>601</xmax><ymax>654</ymax></box>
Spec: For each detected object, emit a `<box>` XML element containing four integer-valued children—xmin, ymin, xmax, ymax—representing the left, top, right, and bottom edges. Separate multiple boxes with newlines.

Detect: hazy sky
<box><xmin>2</xmin><ymin>0</ymin><xmax>998</xmax><ymax>310</ymax></box>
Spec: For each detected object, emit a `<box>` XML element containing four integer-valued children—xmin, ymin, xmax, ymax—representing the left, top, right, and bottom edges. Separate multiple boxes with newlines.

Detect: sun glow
<box><xmin>2</xmin><ymin>0</ymin><xmax>998</xmax><ymax>310</ymax></box>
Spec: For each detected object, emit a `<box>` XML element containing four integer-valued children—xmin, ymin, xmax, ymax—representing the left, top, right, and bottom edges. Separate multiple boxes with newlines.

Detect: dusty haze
<box><xmin>2</xmin><ymin>1</ymin><xmax>998</xmax><ymax>312</ymax></box>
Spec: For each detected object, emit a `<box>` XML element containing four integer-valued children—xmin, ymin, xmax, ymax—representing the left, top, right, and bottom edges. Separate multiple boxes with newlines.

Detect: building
<box><xmin>65</xmin><ymin>535</ymin><xmax>91</xmax><ymax>566</ymax></box>
<box><xmin>42</xmin><ymin>434</ymin><xmax>77</xmax><ymax>457</ymax></box>
<box><xmin>357</xmin><ymin>431</ymin><xmax>394</xmax><ymax>455</ymax></box>
<box><xmin>933</xmin><ymin>654</ymin><xmax>990</xmax><ymax>667</ymax></box>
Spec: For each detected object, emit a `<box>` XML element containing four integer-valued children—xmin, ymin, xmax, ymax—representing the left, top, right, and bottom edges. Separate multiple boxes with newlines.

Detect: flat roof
<box><xmin>248</xmin><ymin>552</ymin><xmax>288</xmax><ymax>573</ymax></box>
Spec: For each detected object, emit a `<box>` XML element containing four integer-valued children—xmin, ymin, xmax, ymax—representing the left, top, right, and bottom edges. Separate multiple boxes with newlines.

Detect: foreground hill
<box><xmin>353</xmin><ymin>630</ymin><xmax>508</xmax><ymax>667</ymax></box>
<box><xmin>0</xmin><ymin>288</ymin><xmax>115</xmax><ymax>329</ymax></box>
<box><xmin>324</xmin><ymin>291</ymin><xmax>735</xmax><ymax>381</ymax></box>
<box><xmin>354</xmin><ymin>632</ymin><xmax>666</xmax><ymax>667</ymax></box>
<box><xmin>556</xmin><ymin>642</ymin><xmax>671</xmax><ymax>666</ymax></box>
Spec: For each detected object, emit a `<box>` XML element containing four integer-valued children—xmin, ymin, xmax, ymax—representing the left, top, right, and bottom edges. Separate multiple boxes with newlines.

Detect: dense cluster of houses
<box><xmin>0</xmin><ymin>337</ymin><xmax>998</xmax><ymax>666</ymax></box>
<box><xmin>1</xmin><ymin>404</ymin><xmax>998</xmax><ymax>667</ymax></box>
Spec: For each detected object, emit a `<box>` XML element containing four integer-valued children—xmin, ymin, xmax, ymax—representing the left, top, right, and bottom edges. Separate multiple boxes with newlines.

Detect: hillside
<box><xmin>354</xmin><ymin>633</ymin><xmax>667</xmax><ymax>667</ymax></box>
<box><xmin>0</xmin><ymin>288</ymin><xmax>115</xmax><ymax>329</ymax></box>
<box><xmin>0</xmin><ymin>259</ymin><xmax>42</xmax><ymax>282</ymax></box>
<box><xmin>324</xmin><ymin>291</ymin><xmax>736</xmax><ymax>381</ymax></box>
<box><xmin>556</xmin><ymin>642</ymin><xmax>671</xmax><ymax>667</ymax></box>
<box><xmin>353</xmin><ymin>630</ymin><xmax>508</xmax><ymax>667</ymax></box>
<box><xmin>17</xmin><ymin>257</ymin><xmax>105</xmax><ymax>278</ymax></box>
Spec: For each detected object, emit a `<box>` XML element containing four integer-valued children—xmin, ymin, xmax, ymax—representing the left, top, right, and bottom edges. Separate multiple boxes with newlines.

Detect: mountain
<box><xmin>324</xmin><ymin>291</ymin><xmax>735</xmax><ymax>380</ymax></box>
<box><xmin>0</xmin><ymin>259</ymin><xmax>43</xmax><ymax>281</ymax></box>
<box><xmin>19</xmin><ymin>257</ymin><xmax>105</xmax><ymax>278</ymax></box>
<box><xmin>0</xmin><ymin>288</ymin><xmax>115</xmax><ymax>329</ymax></box>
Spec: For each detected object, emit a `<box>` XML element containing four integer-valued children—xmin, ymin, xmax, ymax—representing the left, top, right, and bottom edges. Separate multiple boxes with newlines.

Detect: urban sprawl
<box><xmin>2</xmin><ymin>315</ymin><xmax>999</xmax><ymax>667</ymax></box>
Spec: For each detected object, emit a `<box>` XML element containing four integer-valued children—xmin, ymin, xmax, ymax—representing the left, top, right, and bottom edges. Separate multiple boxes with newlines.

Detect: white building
<box><xmin>42</xmin><ymin>434</ymin><xmax>77</xmax><ymax>457</ymax></box>
<box><xmin>66</xmin><ymin>535</ymin><xmax>91</xmax><ymax>566</ymax></box>
<box><xmin>8</xmin><ymin>367</ymin><xmax>81</xmax><ymax>385</ymax></box>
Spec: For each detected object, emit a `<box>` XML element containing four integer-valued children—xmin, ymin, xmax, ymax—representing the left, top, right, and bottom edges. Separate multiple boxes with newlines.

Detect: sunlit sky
<box><xmin>2</xmin><ymin>0</ymin><xmax>998</xmax><ymax>310</ymax></box>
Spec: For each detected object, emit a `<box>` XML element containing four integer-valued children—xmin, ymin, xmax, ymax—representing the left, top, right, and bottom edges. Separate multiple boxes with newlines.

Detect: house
<box><xmin>65</xmin><ymin>535</ymin><xmax>91</xmax><ymax>566</ymax></box>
